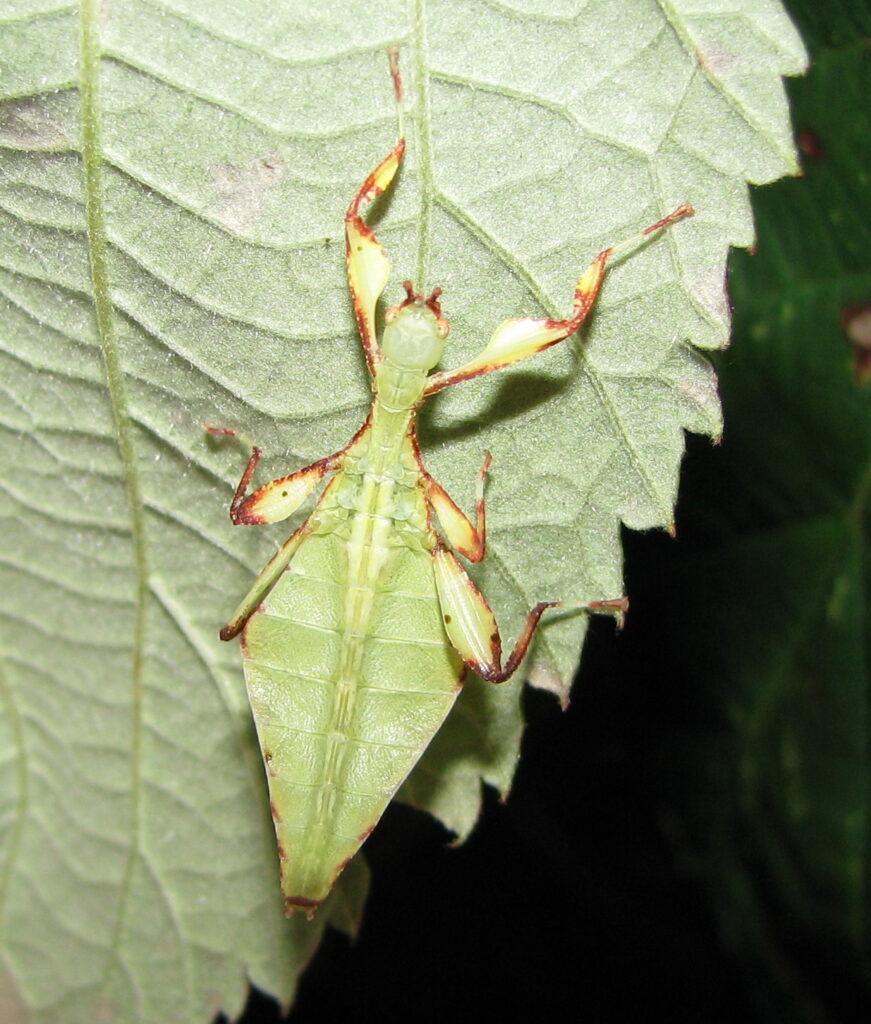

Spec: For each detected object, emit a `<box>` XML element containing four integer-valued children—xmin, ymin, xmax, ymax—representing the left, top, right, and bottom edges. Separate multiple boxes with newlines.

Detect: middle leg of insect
<box><xmin>217</xmin><ymin>48</ymin><xmax>693</xmax><ymax>915</ymax></box>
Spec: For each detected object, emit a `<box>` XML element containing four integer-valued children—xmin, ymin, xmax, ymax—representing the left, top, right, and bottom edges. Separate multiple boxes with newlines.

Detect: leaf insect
<box><xmin>213</xmin><ymin>49</ymin><xmax>693</xmax><ymax>916</ymax></box>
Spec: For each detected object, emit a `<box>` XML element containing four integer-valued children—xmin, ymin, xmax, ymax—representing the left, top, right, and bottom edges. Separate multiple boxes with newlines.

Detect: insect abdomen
<box><xmin>241</xmin><ymin>530</ymin><xmax>462</xmax><ymax>910</ymax></box>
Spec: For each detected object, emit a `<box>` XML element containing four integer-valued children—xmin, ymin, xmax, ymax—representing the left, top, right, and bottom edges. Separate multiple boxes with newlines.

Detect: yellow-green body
<box><xmin>241</xmin><ymin>358</ymin><xmax>461</xmax><ymax>909</ymax></box>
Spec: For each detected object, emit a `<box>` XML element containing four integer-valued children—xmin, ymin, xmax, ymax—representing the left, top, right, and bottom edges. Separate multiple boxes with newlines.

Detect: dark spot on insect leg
<box><xmin>276</xmin><ymin>841</ymin><xmax>287</xmax><ymax>862</ymax></box>
<box><xmin>444</xmin><ymin>614</ymin><xmax>452</xmax><ymax>624</ymax></box>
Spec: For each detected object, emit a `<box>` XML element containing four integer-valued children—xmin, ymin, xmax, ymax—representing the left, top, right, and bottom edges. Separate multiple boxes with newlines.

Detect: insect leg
<box><xmin>229</xmin><ymin>453</ymin><xmax>339</xmax><ymax>525</ymax></box>
<box><xmin>345</xmin><ymin>48</ymin><xmax>406</xmax><ymax>377</ymax></box>
<box><xmin>433</xmin><ymin>543</ymin><xmax>627</xmax><ymax>682</ymax></box>
<box><xmin>423</xmin><ymin>203</ymin><xmax>694</xmax><ymax>397</ymax></box>
<box><xmin>423</xmin><ymin>451</ymin><xmax>491</xmax><ymax>562</ymax></box>
<box><xmin>219</xmin><ymin>520</ymin><xmax>313</xmax><ymax>640</ymax></box>
<box><xmin>210</xmin><ymin>419</ymin><xmax>343</xmax><ymax>524</ymax></box>
<box><xmin>208</xmin><ymin>426</ymin><xmax>340</xmax><ymax>525</ymax></box>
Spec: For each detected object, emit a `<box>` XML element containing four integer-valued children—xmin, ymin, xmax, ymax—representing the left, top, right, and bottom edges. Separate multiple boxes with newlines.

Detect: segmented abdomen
<box><xmin>241</xmin><ymin>529</ymin><xmax>462</xmax><ymax>910</ymax></box>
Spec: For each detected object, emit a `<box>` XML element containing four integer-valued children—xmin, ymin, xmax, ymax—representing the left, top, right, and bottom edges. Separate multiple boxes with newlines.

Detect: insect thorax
<box><xmin>313</xmin><ymin>404</ymin><xmax>431</xmax><ymax>553</ymax></box>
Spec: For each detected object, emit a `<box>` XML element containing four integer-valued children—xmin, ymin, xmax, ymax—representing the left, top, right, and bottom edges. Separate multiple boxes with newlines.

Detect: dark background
<box><xmin>233</xmin><ymin>2</ymin><xmax>871</xmax><ymax>1019</ymax></box>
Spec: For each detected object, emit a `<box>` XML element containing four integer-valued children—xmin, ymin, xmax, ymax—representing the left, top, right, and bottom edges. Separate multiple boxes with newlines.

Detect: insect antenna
<box><xmin>424</xmin><ymin>287</ymin><xmax>444</xmax><ymax>318</ymax></box>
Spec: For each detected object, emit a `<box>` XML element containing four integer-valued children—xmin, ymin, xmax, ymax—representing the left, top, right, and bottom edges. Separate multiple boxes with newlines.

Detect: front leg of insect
<box><xmin>217</xmin><ymin>49</ymin><xmax>692</xmax><ymax>916</ymax></box>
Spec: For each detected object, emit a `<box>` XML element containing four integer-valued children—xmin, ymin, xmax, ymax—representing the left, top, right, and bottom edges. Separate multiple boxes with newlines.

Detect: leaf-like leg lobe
<box><xmin>423</xmin><ymin>450</ymin><xmax>491</xmax><ymax>562</ymax></box>
<box><xmin>433</xmin><ymin>544</ymin><xmax>625</xmax><ymax>682</ymax></box>
<box><xmin>233</xmin><ymin>456</ymin><xmax>336</xmax><ymax>525</ymax></box>
<box><xmin>345</xmin><ymin>138</ymin><xmax>406</xmax><ymax>376</ymax></box>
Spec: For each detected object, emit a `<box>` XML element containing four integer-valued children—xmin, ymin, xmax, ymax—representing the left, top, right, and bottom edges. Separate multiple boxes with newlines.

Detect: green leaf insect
<box><xmin>214</xmin><ymin>49</ymin><xmax>693</xmax><ymax>917</ymax></box>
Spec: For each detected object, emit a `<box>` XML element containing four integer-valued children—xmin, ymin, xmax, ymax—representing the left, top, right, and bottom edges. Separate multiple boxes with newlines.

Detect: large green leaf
<box><xmin>0</xmin><ymin>1</ymin><xmax>805</xmax><ymax>1021</ymax></box>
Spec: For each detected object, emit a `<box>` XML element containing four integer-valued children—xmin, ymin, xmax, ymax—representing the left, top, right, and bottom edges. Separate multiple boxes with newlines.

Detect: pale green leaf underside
<box><xmin>0</xmin><ymin>1</ymin><xmax>805</xmax><ymax>1021</ymax></box>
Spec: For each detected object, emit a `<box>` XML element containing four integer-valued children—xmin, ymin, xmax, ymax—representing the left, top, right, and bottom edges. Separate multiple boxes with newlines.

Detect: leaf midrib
<box><xmin>80</xmin><ymin>0</ymin><xmax>166</xmax><ymax>1007</ymax></box>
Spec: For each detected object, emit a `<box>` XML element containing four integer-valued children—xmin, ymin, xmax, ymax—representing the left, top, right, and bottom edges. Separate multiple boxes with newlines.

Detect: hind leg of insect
<box><xmin>214</xmin><ymin>452</ymin><xmax>334</xmax><ymax>641</ymax></box>
<box><xmin>421</xmin><ymin>450</ymin><xmax>492</xmax><ymax>561</ymax></box>
<box><xmin>219</xmin><ymin>520</ymin><xmax>315</xmax><ymax>640</ymax></box>
<box><xmin>421</xmin><ymin>447</ymin><xmax>625</xmax><ymax>675</ymax></box>
<box><xmin>432</xmin><ymin>541</ymin><xmax>627</xmax><ymax>683</ymax></box>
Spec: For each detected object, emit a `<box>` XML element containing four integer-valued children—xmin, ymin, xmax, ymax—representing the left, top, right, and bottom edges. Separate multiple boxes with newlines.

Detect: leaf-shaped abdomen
<box><xmin>242</xmin><ymin>531</ymin><xmax>461</xmax><ymax>910</ymax></box>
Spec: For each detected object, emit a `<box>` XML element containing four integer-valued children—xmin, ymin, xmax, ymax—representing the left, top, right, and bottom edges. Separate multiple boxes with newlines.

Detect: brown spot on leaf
<box><xmin>843</xmin><ymin>303</ymin><xmax>871</xmax><ymax>383</ymax></box>
<box><xmin>276</xmin><ymin>841</ymin><xmax>287</xmax><ymax>862</ymax></box>
<box><xmin>255</xmin><ymin>153</ymin><xmax>286</xmax><ymax>184</ymax></box>
<box><xmin>0</xmin><ymin>972</ymin><xmax>34</xmax><ymax>1024</ymax></box>
<box><xmin>693</xmin><ymin>264</ymin><xmax>731</xmax><ymax>326</ymax></box>
<box><xmin>94</xmin><ymin>1002</ymin><xmax>116</xmax><ymax>1024</ymax></box>
<box><xmin>211</xmin><ymin>152</ymin><xmax>287</xmax><ymax>231</ymax></box>
<box><xmin>696</xmin><ymin>41</ymin><xmax>738</xmax><ymax>76</ymax></box>
<box><xmin>270</xmin><ymin>801</ymin><xmax>282</xmax><ymax>823</ymax></box>
<box><xmin>0</xmin><ymin>96</ymin><xmax>69</xmax><ymax>150</ymax></box>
